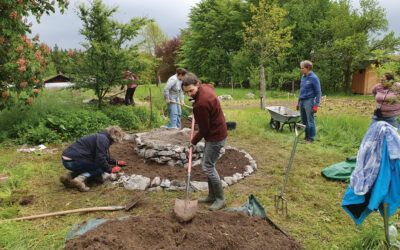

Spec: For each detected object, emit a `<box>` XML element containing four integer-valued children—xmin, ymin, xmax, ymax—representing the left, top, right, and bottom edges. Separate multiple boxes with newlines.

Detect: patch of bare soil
<box><xmin>110</xmin><ymin>141</ymin><xmax>249</xmax><ymax>182</ymax></box>
<box><xmin>19</xmin><ymin>195</ymin><xmax>35</xmax><ymax>206</ymax></box>
<box><xmin>65</xmin><ymin>211</ymin><xmax>300</xmax><ymax>250</ymax></box>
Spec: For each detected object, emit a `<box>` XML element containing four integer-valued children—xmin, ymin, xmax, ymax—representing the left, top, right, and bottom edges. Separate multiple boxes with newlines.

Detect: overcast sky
<box><xmin>29</xmin><ymin>0</ymin><xmax>399</xmax><ymax>50</ymax></box>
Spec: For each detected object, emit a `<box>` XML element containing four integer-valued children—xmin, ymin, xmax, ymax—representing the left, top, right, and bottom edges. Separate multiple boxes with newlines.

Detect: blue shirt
<box><xmin>299</xmin><ymin>71</ymin><xmax>322</xmax><ymax>105</ymax></box>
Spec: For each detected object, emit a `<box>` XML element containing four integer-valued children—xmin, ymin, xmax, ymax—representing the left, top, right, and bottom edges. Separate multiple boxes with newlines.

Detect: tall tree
<box><xmin>317</xmin><ymin>0</ymin><xmax>391</xmax><ymax>92</ymax></box>
<box><xmin>76</xmin><ymin>0</ymin><xmax>146</xmax><ymax>107</ymax></box>
<box><xmin>178</xmin><ymin>0</ymin><xmax>250</xmax><ymax>84</ymax></box>
<box><xmin>155</xmin><ymin>37</ymin><xmax>181</xmax><ymax>82</ymax></box>
<box><xmin>244</xmin><ymin>0</ymin><xmax>292</xmax><ymax>110</ymax></box>
<box><xmin>140</xmin><ymin>21</ymin><xmax>168</xmax><ymax>56</ymax></box>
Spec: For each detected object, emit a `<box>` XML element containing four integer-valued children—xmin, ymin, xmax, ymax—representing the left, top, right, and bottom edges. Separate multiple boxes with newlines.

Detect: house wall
<box><xmin>364</xmin><ymin>66</ymin><xmax>378</xmax><ymax>94</ymax></box>
<box><xmin>351</xmin><ymin>69</ymin><xmax>366</xmax><ymax>94</ymax></box>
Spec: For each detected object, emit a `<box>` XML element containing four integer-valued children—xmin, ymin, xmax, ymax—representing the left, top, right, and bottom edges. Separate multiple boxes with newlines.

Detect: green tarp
<box><xmin>321</xmin><ymin>156</ymin><xmax>356</xmax><ymax>181</ymax></box>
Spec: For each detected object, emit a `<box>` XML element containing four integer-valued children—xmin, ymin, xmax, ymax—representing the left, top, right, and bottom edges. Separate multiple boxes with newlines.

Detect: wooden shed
<box><xmin>351</xmin><ymin>62</ymin><xmax>379</xmax><ymax>95</ymax></box>
<box><xmin>44</xmin><ymin>74</ymin><xmax>70</xmax><ymax>84</ymax></box>
<box><xmin>43</xmin><ymin>74</ymin><xmax>74</xmax><ymax>89</ymax></box>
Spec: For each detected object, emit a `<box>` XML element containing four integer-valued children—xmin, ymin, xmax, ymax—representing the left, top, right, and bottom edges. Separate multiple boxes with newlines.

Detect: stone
<box><xmin>158</xmin><ymin>150</ymin><xmax>175</xmax><ymax>156</ymax></box>
<box><xmin>160</xmin><ymin>179</ymin><xmax>171</xmax><ymax>188</ymax></box>
<box><xmin>167</xmin><ymin>185</ymin><xmax>186</xmax><ymax>191</ymax></box>
<box><xmin>172</xmin><ymin>145</ymin><xmax>184</xmax><ymax>153</ymax></box>
<box><xmin>224</xmin><ymin>176</ymin><xmax>233</xmax><ymax>185</ymax></box>
<box><xmin>221</xmin><ymin>180</ymin><xmax>228</xmax><ymax>188</ymax></box>
<box><xmin>123</xmin><ymin>175</ymin><xmax>150</xmax><ymax>191</ymax></box>
<box><xmin>192</xmin><ymin>159</ymin><xmax>202</xmax><ymax>167</ymax></box>
<box><xmin>231</xmin><ymin>175</ymin><xmax>238</xmax><ymax>183</ymax></box>
<box><xmin>180</xmin><ymin>153</ymin><xmax>187</xmax><ymax>160</ymax></box>
<box><xmin>234</xmin><ymin>173</ymin><xmax>243</xmax><ymax>180</ymax></box>
<box><xmin>159</xmin><ymin>156</ymin><xmax>172</xmax><ymax>162</ymax></box>
<box><xmin>167</xmin><ymin>160</ymin><xmax>176</xmax><ymax>167</ymax></box>
<box><xmin>220</xmin><ymin>147</ymin><xmax>226</xmax><ymax>155</ymax></box>
<box><xmin>245</xmin><ymin>165</ymin><xmax>254</xmax><ymax>174</ymax></box>
<box><xmin>151</xmin><ymin>176</ymin><xmax>161</xmax><ymax>187</ymax></box>
<box><xmin>144</xmin><ymin>149</ymin><xmax>157</xmax><ymax>159</ymax></box>
<box><xmin>196</xmin><ymin>142</ymin><xmax>205</xmax><ymax>152</ymax></box>
<box><xmin>191</xmin><ymin>181</ymin><xmax>209</xmax><ymax>191</ymax></box>
<box><xmin>148</xmin><ymin>186</ymin><xmax>163</xmax><ymax>192</ymax></box>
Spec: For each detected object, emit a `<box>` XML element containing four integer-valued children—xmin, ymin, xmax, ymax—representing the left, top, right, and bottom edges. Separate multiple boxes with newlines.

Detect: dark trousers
<box><xmin>62</xmin><ymin>159</ymin><xmax>104</xmax><ymax>177</ymax></box>
<box><xmin>125</xmin><ymin>88</ymin><xmax>136</xmax><ymax>106</ymax></box>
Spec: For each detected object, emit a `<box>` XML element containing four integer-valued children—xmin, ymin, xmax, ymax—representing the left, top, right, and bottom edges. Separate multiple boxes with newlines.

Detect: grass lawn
<box><xmin>0</xmin><ymin>87</ymin><xmax>391</xmax><ymax>249</ymax></box>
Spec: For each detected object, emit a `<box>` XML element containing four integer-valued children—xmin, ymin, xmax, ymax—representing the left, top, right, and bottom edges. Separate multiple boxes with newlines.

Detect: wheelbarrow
<box><xmin>274</xmin><ymin>123</ymin><xmax>305</xmax><ymax>217</ymax></box>
<box><xmin>266</xmin><ymin>106</ymin><xmax>301</xmax><ymax>132</ymax></box>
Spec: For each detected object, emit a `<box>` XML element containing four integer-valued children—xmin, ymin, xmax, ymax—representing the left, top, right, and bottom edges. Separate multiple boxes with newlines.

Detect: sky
<box><xmin>29</xmin><ymin>0</ymin><xmax>399</xmax><ymax>50</ymax></box>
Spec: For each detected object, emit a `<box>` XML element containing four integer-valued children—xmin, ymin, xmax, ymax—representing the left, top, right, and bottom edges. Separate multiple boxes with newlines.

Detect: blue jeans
<box><xmin>166</xmin><ymin>96</ymin><xmax>181</xmax><ymax>128</ymax></box>
<box><xmin>371</xmin><ymin>115</ymin><xmax>399</xmax><ymax>129</ymax></box>
<box><xmin>62</xmin><ymin>159</ymin><xmax>104</xmax><ymax>177</ymax></box>
<box><xmin>201</xmin><ymin>139</ymin><xmax>226</xmax><ymax>183</ymax></box>
<box><xmin>299</xmin><ymin>98</ymin><xmax>316</xmax><ymax>141</ymax></box>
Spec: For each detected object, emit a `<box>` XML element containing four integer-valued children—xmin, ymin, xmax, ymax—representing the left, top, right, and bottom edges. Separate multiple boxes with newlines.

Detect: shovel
<box><xmin>169</xmin><ymin>100</ymin><xmax>193</xmax><ymax>109</ymax></box>
<box><xmin>4</xmin><ymin>193</ymin><xmax>144</xmax><ymax>222</ymax></box>
<box><xmin>174</xmin><ymin>115</ymin><xmax>198</xmax><ymax>222</ymax></box>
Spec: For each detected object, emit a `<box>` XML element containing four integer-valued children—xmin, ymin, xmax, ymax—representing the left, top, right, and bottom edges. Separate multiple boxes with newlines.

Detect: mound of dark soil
<box><xmin>110</xmin><ymin>141</ymin><xmax>249</xmax><ymax>182</ymax></box>
<box><xmin>65</xmin><ymin>211</ymin><xmax>300</xmax><ymax>250</ymax></box>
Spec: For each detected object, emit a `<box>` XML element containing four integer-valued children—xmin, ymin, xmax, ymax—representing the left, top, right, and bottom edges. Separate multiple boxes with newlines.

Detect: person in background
<box><xmin>60</xmin><ymin>126</ymin><xmax>127</xmax><ymax>192</ymax></box>
<box><xmin>122</xmin><ymin>71</ymin><xmax>139</xmax><ymax>106</ymax></box>
<box><xmin>164</xmin><ymin>68</ymin><xmax>187</xmax><ymax>128</ymax></box>
<box><xmin>182</xmin><ymin>73</ymin><xmax>228</xmax><ymax>211</ymax></box>
<box><xmin>297</xmin><ymin>60</ymin><xmax>322</xmax><ymax>143</ymax></box>
<box><xmin>371</xmin><ymin>72</ymin><xmax>400</xmax><ymax>128</ymax></box>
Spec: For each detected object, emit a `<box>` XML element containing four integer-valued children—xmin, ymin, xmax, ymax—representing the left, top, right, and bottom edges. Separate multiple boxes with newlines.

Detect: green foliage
<box><xmin>318</xmin><ymin>114</ymin><xmax>370</xmax><ymax>153</ymax></box>
<box><xmin>75</xmin><ymin>0</ymin><xmax>147</xmax><ymax>108</ymax></box>
<box><xmin>178</xmin><ymin>0</ymin><xmax>250</xmax><ymax>84</ymax></box>
<box><xmin>140</xmin><ymin>21</ymin><xmax>168</xmax><ymax>56</ymax></box>
<box><xmin>348</xmin><ymin>226</ymin><xmax>386</xmax><ymax>249</ymax></box>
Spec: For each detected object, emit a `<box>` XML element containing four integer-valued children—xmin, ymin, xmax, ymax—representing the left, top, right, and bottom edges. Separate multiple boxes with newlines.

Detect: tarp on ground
<box><xmin>321</xmin><ymin>156</ymin><xmax>356</xmax><ymax>181</ymax></box>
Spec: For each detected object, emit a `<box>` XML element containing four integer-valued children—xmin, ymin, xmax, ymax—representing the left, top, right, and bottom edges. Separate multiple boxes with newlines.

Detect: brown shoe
<box><xmin>70</xmin><ymin>175</ymin><xmax>90</xmax><ymax>192</ymax></box>
<box><xmin>59</xmin><ymin>173</ymin><xmax>74</xmax><ymax>188</ymax></box>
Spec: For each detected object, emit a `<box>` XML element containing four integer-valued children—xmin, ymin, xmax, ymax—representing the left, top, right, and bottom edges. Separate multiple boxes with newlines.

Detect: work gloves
<box><xmin>312</xmin><ymin>106</ymin><xmax>318</xmax><ymax>113</ymax></box>
<box><xmin>111</xmin><ymin>166</ymin><xmax>121</xmax><ymax>173</ymax></box>
<box><xmin>117</xmin><ymin>160</ymin><xmax>127</xmax><ymax>166</ymax></box>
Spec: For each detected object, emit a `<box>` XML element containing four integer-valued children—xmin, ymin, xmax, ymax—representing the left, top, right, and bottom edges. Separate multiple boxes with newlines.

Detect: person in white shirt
<box><xmin>163</xmin><ymin>68</ymin><xmax>187</xmax><ymax>128</ymax></box>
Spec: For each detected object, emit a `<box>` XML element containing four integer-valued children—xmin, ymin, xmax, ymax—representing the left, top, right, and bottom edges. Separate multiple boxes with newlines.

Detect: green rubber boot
<box><xmin>209</xmin><ymin>180</ymin><xmax>226</xmax><ymax>211</ymax></box>
<box><xmin>199</xmin><ymin>178</ymin><xmax>215</xmax><ymax>204</ymax></box>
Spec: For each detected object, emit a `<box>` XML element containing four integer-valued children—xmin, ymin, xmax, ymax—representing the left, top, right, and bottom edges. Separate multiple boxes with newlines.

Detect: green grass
<box><xmin>0</xmin><ymin>87</ymin><xmax>392</xmax><ymax>249</ymax></box>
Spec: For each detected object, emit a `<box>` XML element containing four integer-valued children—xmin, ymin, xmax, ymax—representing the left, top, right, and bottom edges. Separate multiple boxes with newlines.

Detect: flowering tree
<box><xmin>0</xmin><ymin>0</ymin><xmax>68</xmax><ymax>110</ymax></box>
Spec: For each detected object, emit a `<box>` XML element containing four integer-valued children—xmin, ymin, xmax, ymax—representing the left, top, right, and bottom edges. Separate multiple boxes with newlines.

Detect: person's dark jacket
<box><xmin>62</xmin><ymin>131</ymin><xmax>116</xmax><ymax>173</ymax></box>
<box><xmin>191</xmin><ymin>84</ymin><xmax>227</xmax><ymax>145</ymax></box>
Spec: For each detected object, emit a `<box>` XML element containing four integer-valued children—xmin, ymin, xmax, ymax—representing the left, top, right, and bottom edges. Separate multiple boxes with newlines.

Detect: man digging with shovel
<box><xmin>182</xmin><ymin>73</ymin><xmax>228</xmax><ymax>211</ymax></box>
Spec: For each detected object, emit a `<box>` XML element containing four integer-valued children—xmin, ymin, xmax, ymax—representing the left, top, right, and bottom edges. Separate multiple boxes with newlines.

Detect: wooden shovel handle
<box><xmin>5</xmin><ymin>206</ymin><xmax>125</xmax><ymax>222</ymax></box>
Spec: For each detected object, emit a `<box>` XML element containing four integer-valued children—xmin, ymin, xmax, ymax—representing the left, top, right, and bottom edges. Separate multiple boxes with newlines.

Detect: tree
<box><xmin>155</xmin><ymin>37</ymin><xmax>181</xmax><ymax>82</ymax></box>
<box><xmin>244</xmin><ymin>0</ymin><xmax>292</xmax><ymax>110</ymax></box>
<box><xmin>76</xmin><ymin>0</ymin><xmax>146</xmax><ymax>108</ymax></box>
<box><xmin>317</xmin><ymin>0</ymin><xmax>392</xmax><ymax>92</ymax></box>
<box><xmin>0</xmin><ymin>0</ymin><xmax>68</xmax><ymax>110</ymax></box>
<box><xmin>178</xmin><ymin>0</ymin><xmax>250</xmax><ymax>84</ymax></box>
<box><xmin>140</xmin><ymin>21</ymin><xmax>168</xmax><ymax>56</ymax></box>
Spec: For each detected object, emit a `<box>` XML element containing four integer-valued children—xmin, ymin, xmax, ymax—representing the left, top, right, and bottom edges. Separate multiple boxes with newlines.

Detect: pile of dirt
<box><xmin>65</xmin><ymin>211</ymin><xmax>300</xmax><ymax>249</ymax></box>
<box><xmin>110</xmin><ymin>141</ymin><xmax>249</xmax><ymax>182</ymax></box>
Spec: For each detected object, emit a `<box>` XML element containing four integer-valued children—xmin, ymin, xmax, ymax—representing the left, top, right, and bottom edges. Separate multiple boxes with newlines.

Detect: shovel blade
<box><xmin>174</xmin><ymin>198</ymin><xmax>198</xmax><ymax>223</ymax></box>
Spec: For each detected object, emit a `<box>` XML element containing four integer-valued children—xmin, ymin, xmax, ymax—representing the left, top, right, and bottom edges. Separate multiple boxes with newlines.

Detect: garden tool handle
<box><xmin>170</xmin><ymin>101</ymin><xmax>193</xmax><ymax>109</ymax></box>
<box><xmin>187</xmin><ymin>116</ymin><xmax>195</xmax><ymax>174</ymax></box>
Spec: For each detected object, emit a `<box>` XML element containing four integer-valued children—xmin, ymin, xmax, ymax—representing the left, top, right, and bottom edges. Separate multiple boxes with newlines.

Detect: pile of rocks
<box><xmin>133</xmin><ymin>128</ymin><xmax>208</xmax><ymax>168</ymax></box>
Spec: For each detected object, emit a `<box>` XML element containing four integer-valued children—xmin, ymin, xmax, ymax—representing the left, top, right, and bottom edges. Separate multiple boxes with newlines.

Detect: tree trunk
<box><xmin>260</xmin><ymin>64</ymin><xmax>266</xmax><ymax>110</ymax></box>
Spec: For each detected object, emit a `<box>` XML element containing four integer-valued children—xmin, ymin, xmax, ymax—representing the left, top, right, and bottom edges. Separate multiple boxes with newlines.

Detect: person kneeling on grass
<box><xmin>59</xmin><ymin>126</ymin><xmax>127</xmax><ymax>192</ymax></box>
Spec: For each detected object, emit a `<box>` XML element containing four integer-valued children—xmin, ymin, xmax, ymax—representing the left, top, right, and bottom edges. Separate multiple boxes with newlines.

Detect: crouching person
<box><xmin>60</xmin><ymin>126</ymin><xmax>125</xmax><ymax>192</ymax></box>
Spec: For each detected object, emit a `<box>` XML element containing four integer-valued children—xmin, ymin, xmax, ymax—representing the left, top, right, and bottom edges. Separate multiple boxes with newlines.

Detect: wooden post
<box><xmin>149</xmin><ymin>87</ymin><xmax>153</xmax><ymax>127</ymax></box>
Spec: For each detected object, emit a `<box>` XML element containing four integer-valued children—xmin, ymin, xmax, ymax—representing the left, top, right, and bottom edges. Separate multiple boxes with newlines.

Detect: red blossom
<box><xmin>9</xmin><ymin>11</ymin><xmax>18</xmax><ymax>20</ymax></box>
<box><xmin>35</xmin><ymin>50</ymin><xmax>43</xmax><ymax>60</ymax></box>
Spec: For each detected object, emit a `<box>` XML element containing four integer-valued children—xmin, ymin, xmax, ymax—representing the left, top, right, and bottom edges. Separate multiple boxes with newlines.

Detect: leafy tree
<box><xmin>75</xmin><ymin>0</ymin><xmax>146</xmax><ymax>108</ymax></box>
<box><xmin>244</xmin><ymin>0</ymin><xmax>292</xmax><ymax>109</ymax></box>
<box><xmin>140</xmin><ymin>21</ymin><xmax>168</xmax><ymax>56</ymax></box>
<box><xmin>0</xmin><ymin>0</ymin><xmax>68</xmax><ymax>110</ymax></box>
<box><xmin>155</xmin><ymin>37</ymin><xmax>181</xmax><ymax>82</ymax></box>
<box><xmin>178</xmin><ymin>0</ymin><xmax>250</xmax><ymax>84</ymax></box>
<box><xmin>316</xmin><ymin>0</ymin><xmax>394</xmax><ymax>92</ymax></box>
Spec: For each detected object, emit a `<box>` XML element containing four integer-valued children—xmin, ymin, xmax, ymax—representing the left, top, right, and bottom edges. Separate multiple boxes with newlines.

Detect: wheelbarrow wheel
<box><xmin>269</xmin><ymin>118</ymin><xmax>281</xmax><ymax>131</ymax></box>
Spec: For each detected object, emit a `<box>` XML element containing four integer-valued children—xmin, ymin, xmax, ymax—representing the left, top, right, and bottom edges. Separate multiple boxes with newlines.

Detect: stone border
<box><xmin>107</xmin><ymin>134</ymin><xmax>257</xmax><ymax>192</ymax></box>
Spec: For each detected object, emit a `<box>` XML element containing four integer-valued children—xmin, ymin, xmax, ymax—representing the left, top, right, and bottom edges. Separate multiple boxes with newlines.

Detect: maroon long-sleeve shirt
<box><xmin>191</xmin><ymin>84</ymin><xmax>227</xmax><ymax>145</ymax></box>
